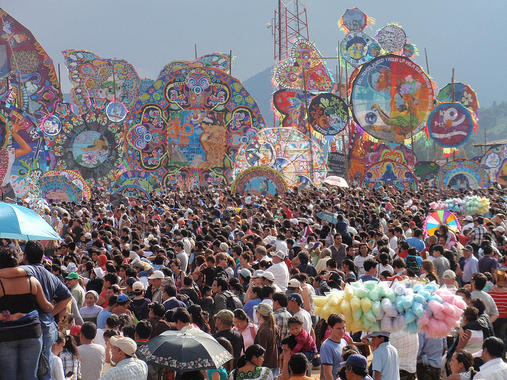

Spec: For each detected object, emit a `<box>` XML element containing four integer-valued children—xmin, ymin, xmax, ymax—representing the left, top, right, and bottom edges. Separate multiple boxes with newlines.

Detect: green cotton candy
<box><xmin>364</xmin><ymin>310</ymin><xmax>376</xmax><ymax>323</ymax></box>
<box><xmin>354</xmin><ymin>286</ymin><xmax>368</xmax><ymax>298</ymax></box>
<box><xmin>368</xmin><ymin>286</ymin><xmax>382</xmax><ymax>301</ymax></box>
<box><xmin>361</xmin><ymin>297</ymin><xmax>372</xmax><ymax>313</ymax></box>
<box><xmin>370</xmin><ymin>320</ymin><xmax>381</xmax><ymax>332</ymax></box>
<box><xmin>384</xmin><ymin>288</ymin><xmax>396</xmax><ymax>302</ymax></box>
<box><xmin>364</xmin><ymin>281</ymin><xmax>377</xmax><ymax>290</ymax></box>
<box><xmin>371</xmin><ymin>301</ymin><xmax>382</xmax><ymax>317</ymax></box>
<box><xmin>353</xmin><ymin>308</ymin><xmax>363</xmax><ymax>321</ymax></box>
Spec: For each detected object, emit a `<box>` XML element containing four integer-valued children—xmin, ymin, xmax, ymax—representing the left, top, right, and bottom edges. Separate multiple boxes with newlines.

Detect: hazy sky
<box><xmin>4</xmin><ymin>0</ymin><xmax>507</xmax><ymax>106</ymax></box>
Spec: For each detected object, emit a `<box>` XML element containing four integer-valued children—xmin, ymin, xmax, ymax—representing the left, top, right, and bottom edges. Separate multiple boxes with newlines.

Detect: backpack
<box><xmin>406</xmin><ymin>255</ymin><xmax>420</xmax><ymax>276</ymax></box>
<box><xmin>224</xmin><ymin>290</ymin><xmax>243</xmax><ymax>311</ymax></box>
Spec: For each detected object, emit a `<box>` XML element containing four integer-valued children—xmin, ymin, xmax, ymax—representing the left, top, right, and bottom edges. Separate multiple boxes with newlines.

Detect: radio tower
<box><xmin>273</xmin><ymin>0</ymin><xmax>309</xmax><ymax>61</ymax></box>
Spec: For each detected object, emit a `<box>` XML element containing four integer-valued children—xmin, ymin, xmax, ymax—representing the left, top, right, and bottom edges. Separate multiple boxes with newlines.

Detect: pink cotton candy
<box><xmin>417</xmin><ymin>311</ymin><xmax>430</xmax><ymax>326</ymax></box>
<box><xmin>428</xmin><ymin>300</ymin><xmax>446</xmax><ymax>320</ymax></box>
<box><xmin>454</xmin><ymin>296</ymin><xmax>467</xmax><ymax>310</ymax></box>
<box><xmin>442</xmin><ymin>302</ymin><xmax>455</xmax><ymax>316</ymax></box>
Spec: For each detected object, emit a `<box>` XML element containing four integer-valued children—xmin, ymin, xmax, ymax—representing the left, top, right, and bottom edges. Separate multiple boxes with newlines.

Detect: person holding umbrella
<box><xmin>99</xmin><ymin>336</ymin><xmax>147</xmax><ymax>380</ymax></box>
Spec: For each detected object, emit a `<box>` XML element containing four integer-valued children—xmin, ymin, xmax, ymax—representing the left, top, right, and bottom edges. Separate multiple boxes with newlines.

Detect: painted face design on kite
<box><xmin>427</xmin><ymin>103</ymin><xmax>473</xmax><ymax>148</ymax></box>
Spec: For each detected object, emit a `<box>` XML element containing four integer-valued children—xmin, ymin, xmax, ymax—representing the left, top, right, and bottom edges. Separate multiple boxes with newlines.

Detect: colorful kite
<box><xmin>414</xmin><ymin>161</ymin><xmax>440</xmax><ymax>181</ymax></box>
<box><xmin>272</xmin><ymin>89</ymin><xmax>313</xmax><ymax>134</ymax></box>
<box><xmin>274</xmin><ymin>38</ymin><xmax>333</xmax><ymax>92</ymax></box>
<box><xmin>158</xmin><ymin>53</ymin><xmax>232</xmax><ymax>78</ymax></box>
<box><xmin>401</xmin><ymin>43</ymin><xmax>418</xmax><ymax>58</ymax></box>
<box><xmin>308</xmin><ymin>93</ymin><xmax>348</xmax><ymax>135</ymax></box>
<box><xmin>110</xmin><ymin>170</ymin><xmax>162</xmax><ymax>198</ymax></box>
<box><xmin>0</xmin><ymin>9</ymin><xmax>61</xmax><ymax>122</ymax></box>
<box><xmin>0</xmin><ymin>101</ymin><xmax>52</xmax><ymax>199</ymax></box>
<box><xmin>480</xmin><ymin>145</ymin><xmax>507</xmax><ymax>186</ymax></box>
<box><xmin>338</xmin><ymin>8</ymin><xmax>374</xmax><ymax>33</ymax></box>
<box><xmin>340</xmin><ymin>32</ymin><xmax>381</xmax><ymax>67</ymax></box>
<box><xmin>362</xmin><ymin>160</ymin><xmax>418</xmax><ymax>190</ymax></box>
<box><xmin>351</xmin><ymin>55</ymin><xmax>434</xmax><ymax>143</ymax></box>
<box><xmin>376</xmin><ymin>24</ymin><xmax>407</xmax><ymax>53</ymax></box>
<box><xmin>231</xmin><ymin>166</ymin><xmax>287</xmax><ymax>197</ymax></box>
<box><xmin>125</xmin><ymin>63</ymin><xmax>265</xmax><ymax>188</ymax></box>
<box><xmin>427</xmin><ymin>102</ymin><xmax>475</xmax><ymax>148</ymax></box>
<box><xmin>233</xmin><ymin>127</ymin><xmax>327</xmax><ymax>187</ymax></box>
<box><xmin>424</xmin><ymin>210</ymin><xmax>461</xmax><ymax>237</ymax></box>
<box><xmin>437</xmin><ymin>159</ymin><xmax>490</xmax><ymax>189</ymax></box>
<box><xmin>39</xmin><ymin>169</ymin><xmax>91</xmax><ymax>202</ymax></box>
<box><xmin>63</xmin><ymin>50</ymin><xmax>143</xmax><ymax>115</ymax></box>
<box><xmin>437</xmin><ymin>83</ymin><xmax>479</xmax><ymax>118</ymax></box>
<box><xmin>43</xmin><ymin>99</ymin><xmax>125</xmax><ymax>187</ymax></box>
<box><xmin>365</xmin><ymin>143</ymin><xmax>416</xmax><ymax>169</ymax></box>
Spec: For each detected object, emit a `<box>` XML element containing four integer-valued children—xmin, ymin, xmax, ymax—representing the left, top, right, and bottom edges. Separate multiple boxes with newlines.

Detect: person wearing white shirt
<box><xmin>265</xmin><ymin>250</ymin><xmax>289</xmax><ymax>291</ymax></box>
<box><xmin>391</xmin><ymin>330</ymin><xmax>419</xmax><ymax>379</ymax></box>
<box><xmin>474</xmin><ymin>337</ymin><xmax>507</xmax><ymax>380</ymax></box>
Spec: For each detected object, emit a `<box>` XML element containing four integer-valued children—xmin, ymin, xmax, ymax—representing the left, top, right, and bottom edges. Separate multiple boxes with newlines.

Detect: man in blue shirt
<box><xmin>416</xmin><ymin>333</ymin><xmax>445</xmax><ymax>380</ymax></box>
<box><xmin>320</xmin><ymin>313</ymin><xmax>347</xmax><ymax>380</ymax></box>
<box><xmin>368</xmin><ymin>331</ymin><xmax>400</xmax><ymax>380</ymax></box>
<box><xmin>0</xmin><ymin>241</ymin><xmax>72</xmax><ymax>380</ymax></box>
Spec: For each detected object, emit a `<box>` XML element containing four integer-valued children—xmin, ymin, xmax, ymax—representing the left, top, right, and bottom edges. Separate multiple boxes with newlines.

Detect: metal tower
<box><xmin>273</xmin><ymin>0</ymin><xmax>309</xmax><ymax>61</ymax></box>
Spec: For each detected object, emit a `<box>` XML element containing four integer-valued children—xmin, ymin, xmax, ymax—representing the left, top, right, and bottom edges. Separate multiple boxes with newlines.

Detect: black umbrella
<box><xmin>139</xmin><ymin>328</ymin><xmax>233</xmax><ymax>372</ymax></box>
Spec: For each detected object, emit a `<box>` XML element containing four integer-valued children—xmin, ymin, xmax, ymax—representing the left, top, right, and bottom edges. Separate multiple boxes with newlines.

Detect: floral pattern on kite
<box><xmin>274</xmin><ymin>38</ymin><xmax>333</xmax><ymax>92</ymax></box>
<box><xmin>231</xmin><ymin>166</ymin><xmax>287</xmax><ymax>197</ymax></box>
<box><xmin>362</xmin><ymin>160</ymin><xmax>418</xmax><ymax>191</ymax></box>
<box><xmin>427</xmin><ymin>102</ymin><xmax>475</xmax><ymax>148</ymax></box>
<box><xmin>0</xmin><ymin>10</ymin><xmax>61</xmax><ymax>122</ymax></box>
<box><xmin>351</xmin><ymin>55</ymin><xmax>434</xmax><ymax>143</ymax></box>
<box><xmin>0</xmin><ymin>102</ymin><xmax>52</xmax><ymax>199</ymax></box>
<box><xmin>43</xmin><ymin>99</ymin><xmax>124</xmax><ymax>187</ymax></box>
<box><xmin>437</xmin><ymin>159</ymin><xmax>490</xmax><ymax>189</ymax></box>
<box><xmin>38</xmin><ymin>169</ymin><xmax>91</xmax><ymax>202</ymax></box>
<box><xmin>125</xmin><ymin>63</ymin><xmax>265</xmax><ymax>188</ymax></box>
<box><xmin>437</xmin><ymin>83</ymin><xmax>479</xmax><ymax>118</ymax></box>
<box><xmin>110</xmin><ymin>170</ymin><xmax>161</xmax><ymax>198</ymax></box>
<box><xmin>233</xmin><ymin>127</ymin><xmax>327</xmax><ymax>187</ymax></box>
<box><xmin>63</xmin><ymin>50</ymin><xmax>144</xmax><ymax>115</ymax></box>
<box><xmin>273</xmin><ymin>89</ymin><xmax>314</xmax><ymax>134</ymax></box>
<box><xmin>309</xmin><ymin>93</ymin><xmax>349</xmax><ymax>136</ymax></box>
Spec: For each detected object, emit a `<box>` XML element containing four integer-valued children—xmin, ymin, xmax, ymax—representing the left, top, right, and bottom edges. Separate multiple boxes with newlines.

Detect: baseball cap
<box><xmin>116</xmin><ymin>293</ymin><xmax>129</xmax><ymax>303</ymax></box>
<box><xmin>126</xmin><ymin>277</ymin><xmax>137</xmax><ymax>287</ymax></box>
<box><xmin>288</xmin><ymin>293</ymin><xmax>303</xmax><ymax>306</ymax></box>
<box><xmin>273</xmin><ymin>250</ymin><xmax>286</xmax><ymax>259</ymax></box>
<box><xmin>66</xmin><ymin>272</ymin><xmax>79</xmax><ymax>280</ymax></box>
<box><xmin>214</xmin><ymin>309</ymin><xmax>234</xmax><ymax>325</ymax></box>
<box><xmin>239</xmin><ymin>268</ymin><xmax>252</xmax><ymax>279</ymax></box>
<box><xmin>252</xmin><ymin>270</ymin><xmax>264</xmax><ymax>279</ymax></box>
<box><xmin>110</xmin><ymin>336</ymin><xmax>137</xmax><ymax>356</ymax></box>
<box><xmin>69</xmin><ymin>325</ymin><xmax>82</xmax><ymax>337</ymax></box>
<box><xmin>340</xmin><ymin>353</ymin><xmax>368</xmax><ymax>370</ymax></box>
<box><xmin>287</xmin><ymin>279</ymin><xmax>301</xmax><ymax>288</ymax></box>
<box><xmin>464</xmin><ymin>244</ymin><xmax>474</xmax><ymax>251</ymax></box>
<box><xmin>443</xmin><ymin>270</ymin><xmax>456</xmax><ymax>280</ymax></box>
<box><xmin>132</xmin><ymin>281</ymin><xmax>144</xmax><ymax>292</ymax></box>
<box><xmin>261</xmin><ymin>271</ymin><xmax>275</xmax><ymax>282</ymax></box>
<box><xmin>255</xmin><ymin>303</ymin><xmax>273</xmax><ymax>316</ymax></box>
<box><xmin>367</xmin><ymin>331</ymin><xmax>390</xmax><ymax>338</ymax></box>
<box><xmin>464</xmin><ymin>215</ymin><xmax>473</xmax><ymax>222</ymax></box>
<box><xmin>219</xmin><ymin>242</ymin><xmax>229</xmax><ymax>252</ymax></box>
<box><xmin>493</xmin><ymin>226</ymin><xmax>505</xmax><ymax>233</ymax></box>
<box><xmin>148</xmin><ymin>270</ymin><xmax>165</xmax><ymax>280</ymax></box>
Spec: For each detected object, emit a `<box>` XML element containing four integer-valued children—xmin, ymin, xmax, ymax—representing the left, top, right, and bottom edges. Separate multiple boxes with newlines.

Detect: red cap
<box><xmin>70</xmin><ymin>325</ymin><xmax>82</xmax><ymax>337</ymax></box>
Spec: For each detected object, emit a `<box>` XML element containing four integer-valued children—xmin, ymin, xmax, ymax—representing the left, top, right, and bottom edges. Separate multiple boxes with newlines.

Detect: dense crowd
<box><xmin>0</xmin><ymin>183</ymin><xmax>506</xmax><ymax>380</ymax></box>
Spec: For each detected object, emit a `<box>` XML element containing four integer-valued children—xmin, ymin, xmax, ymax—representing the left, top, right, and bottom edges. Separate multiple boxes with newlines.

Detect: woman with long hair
<box><xmin>421</xmin><ymin>260</ymin><xmax>439</xmax><ymax>284</ymax></box>
<box><xmin>188</xmin><ymin>304</ymin><xmax>210</xmax><ymax>333</ymax></box>
<box><xmin>448</xmin><ymin>350</ymin><xmax>477</xmax><ymax>380</ymax></box>
<box><xmin>60</xmin><ymin>333</ymin><xmax>81</xmax><ymax>380</ymax></box>
<box><xmin>229</xmin><ymin>344</ymin><xmax>273</xmax><ymax>380</ymax></box>
<box><xmin>253</xmin><ymin>303</ymin><xmax>279</xmax><ymax>376</ymax></box>
<box><xmin>232</xmin><ymin>308</ymin><xmax>258</xmax><ymax>351</ymax></box>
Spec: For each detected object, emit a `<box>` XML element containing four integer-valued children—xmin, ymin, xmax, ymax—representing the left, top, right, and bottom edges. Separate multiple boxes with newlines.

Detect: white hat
<box><xmin>93</xmin><ymin>267</ymin><xmax>104</xmax><ymax>279</ymax></box>
<box><xmin>464</xmin><ymin>215</ymin><xmax>473</xmax><ymax>222</ymax></box>
<box><xmin>148</xmin><ymin>270</ymin><xmax>165</xmax><ymax>280</ymax></box>
<box><xmin>110</xmin><ymin>336</ymin><xmax>137</xmax><ymax>356</ymax></box>
<box><xmin>252</xmin><ymin>270</ymin><xmax>264</xmax><ymax>279</ymax></box>
<box><xmin>287</xmin><ymin>279</ymin><xmax>301</xmax><ymax>288</ymax></box>
<box><xmin>273</xmin><ymin>250</ymin><xmax>286</xmax><ymax>259</ymax></box>
<box><xmin>132</xmin><ymin>281</ymin><xmax>144</xmax><ymax>291</ymax></box>
<box><xmin>493</xmin><ymin>226</ymin><xmax>505</xmax><ymax>233</ymax></box>
<box><xmin>261</xmin><ymin>271</ymin><xmax>275</xmax><ymax>282</ymax></box>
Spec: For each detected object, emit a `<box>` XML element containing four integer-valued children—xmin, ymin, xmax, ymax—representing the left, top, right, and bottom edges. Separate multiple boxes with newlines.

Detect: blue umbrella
<box><xmin>0</xmin><ymin>202</ymin><xmax>61</xmax><ymax>240</ymax></box>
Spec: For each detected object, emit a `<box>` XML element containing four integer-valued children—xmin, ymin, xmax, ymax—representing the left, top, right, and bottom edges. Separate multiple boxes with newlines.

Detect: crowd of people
<box><xmin>0</xmin><ymin>182</ymin><xmax>506</xmax><ymax>380</ymax></box>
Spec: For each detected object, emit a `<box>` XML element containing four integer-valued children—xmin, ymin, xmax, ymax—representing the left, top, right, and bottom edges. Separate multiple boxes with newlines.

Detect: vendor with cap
<box><xmin>99</xmin><ymin>336</ymin><xmax>147</xmax><ymax>379</ymax></box>
<box><xmin>342</xmin><ymin>353</ymin><xmax>373</xmax><ymax>380</ymax></box>
<box><xmin>365</xmin><ymin>331</ymin><xmax>400</xmax><ymax>380</ymax></box>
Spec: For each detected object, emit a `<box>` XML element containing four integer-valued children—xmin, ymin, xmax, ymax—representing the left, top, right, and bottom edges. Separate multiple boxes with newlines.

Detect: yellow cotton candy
<box><xmin>321</xmin><ymin>303</ymin><xmax>332</xmax><ymax>320</ymax></box>
<box><xmin>344</xmin><ymin>285</ymin><xmax>354</xmax><ymax>300</ymax></box>
<box><xmin>361</xmin><ymin>297</ymin><xmax>372</xmax><ymax>313</ymax></box>
<box><xmin>328</xmin><ymin>294</ymin><xmax>340</xmax><ymax>306</ymax></box>
<box><xmin>314</xmin><ymin>306</ymin><xmax>322</xmax><ymax>315</ymax></box>
<box><xmin>350</xmin><ymin>296</ymin><xmax>361</xmax><ymax>312</ymax></box>
<box><xmin>349</xmin><ymin>320</ymin><xmax>363</xmax><ymax>333</ymax></box>
<box><xmin>340</xmin><ymin>299</ymin><xmax>351</xmax><ymax>315</ymax></box>
<box><xmin>313</xmin><ymin>296</ymin><xmax>328</xmax><ymax>308</ymax></box>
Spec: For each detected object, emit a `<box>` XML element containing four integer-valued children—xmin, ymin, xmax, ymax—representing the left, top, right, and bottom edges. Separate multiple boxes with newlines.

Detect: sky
<box><xmin>3</xmin><ymin>0</ymin><xmax>507</xmax><ymax>107</ymax></box>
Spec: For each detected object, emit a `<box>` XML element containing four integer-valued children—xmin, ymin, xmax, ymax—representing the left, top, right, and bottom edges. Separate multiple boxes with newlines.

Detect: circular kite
<box><xmin>362</xmin><ymin>160</ymin><xmax>418</xmax><ymax>191</ymax></box>
<box><xmin>437</xmin><ymin>159</ymin><xmax>490</xmax><ymax>189</ymax></box>
<box><xmin>437</xmin><ymin>83</ymin><xmax>479</xmax><ymax>117</ymax></box>
<box><xmin>424</xmin><ymin>210</ymin><xmax>461</xmax><ymax>237</ymax></box>
<box><xmin>427</xmin><ymin>102</ymin><xmax>475</xmax><ymax>148</ymax></box>
<box><xmin>106</xmin><ymin>102</ymin><xmax>128</xmax><ymax>123</ymax></box>
<box><xmin>340</xmin><ymin>32</ymin><xmax>381</xmax><ymax>67</ymax></box>
<box><xmin>401</xmin><ymin>43</ymin><xmax>417</xmax><ymax>58</ymax></box>
<box><xmin>125</xmin><ymin>63</ymin><xmax>265</xmax><ymax>189</ymax></box>
<box><xmin>110</xmin><ymin>170</ymin><xmax>162</xmax><ymax>198</ymax></box>
<box><xmin>351</xmin><ymin>55</ymin><xmax>434</xmax><ymax>143</ymax></box>
<box><xmin>480</xmin><ymin>145</ymin><xmax>507</xmax><ymax>186</ymax></box>
<box><xmin>231</xmin><ymin>166</ymin><xmax>287</xmax><ymax>197</ymax></box>
<box><xmin>233</xmin><ymin>127</ymin><xmax>327</xmax><ymax>186</ymax></box>
<box><xmin>39</xmin><ymin>170</ymin><xmax>91</xmax><ymax>202</ymax></box>
<box><xmin>339</xmin><ymin>8</ymin><xmax>370</xmax><ymax>33</ymax></box>
<box><xmin>44</xmin><ymin>99</ymin><xmax>124</xmax><ymax>187</ymax></box>
<box><xmin>309</xmin><ymin>93</ymin><xmax>349</xmax><ymax>135</ymax></box>
<box><xmin>376</xmin><ymin>24</ymin><xmax>407</xmax><ymax>53</ymax></box>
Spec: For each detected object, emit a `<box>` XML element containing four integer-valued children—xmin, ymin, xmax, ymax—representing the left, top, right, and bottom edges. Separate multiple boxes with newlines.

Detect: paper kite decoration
<box><xmin>362</xmin><ymin>160</ymin><xmax>418</xmax><ymax>191</ymax></box>
<box><xmin>480</xmin><ymin>145</ymin><xmax>507</xmax><ymax>186</ymax></box>
<box><xmin>110</xmin><ymin>170</ymin><xmax>162</xmax><ymax>198</ymax></box>
<box><xmin>437</xmin><ymin>159</ymin><xmax>490</xmax><ymax>189</ymax></box>
<box><xmin>437</xmin><ymin>83</ymin><xmax>479</xmax><ymax>118</ymax></box>
<box><xmin>427</xmin><ymin>102</ymin><xmax>475</xmax><ymax>148</ymax></box>
<box><xmin>414</xmin><ymin>161</ymin><xmax>440</xmax><ymax>181</ymax></box>
<box><xmin>376</xmin><ymin>24</ymin><xmax>407</xmax><ymax>53</ymax></box>
<box><xmin>351</xmin><ymin>55</ymin><xmax>434</xmax><ymax>143</ymax></box>
<box><xmin>272</xmin><ymin>89</ymin><xmax>314</xmax><ymax>134</ymax></box>
<box><xmin>308</xmin><ymin>93</ymin><xmax>349</xmax><ymax>136</ymax></box>
<box><xmin>340</xmin><ymin>32</ymin><xmax>381</xmax><ymax>67</ymax></box>
<box><xmin>38</xmin><ymin>169</ymin><xmax>91</xmax><ymax>202</ymax></box>
<box><xmin>338</xmin><ymin>8</ymin><xmax>374</xmax><ymax>33</ymax></box>
<box><xmin>424</xmin><ymin>210</ymin><xmax>461</xmax><ymax>237</ymax></box>
<box><xmin>231</xmin><ymin>166</ymin><xmax>287</xmax><ymax>197</ymax></box>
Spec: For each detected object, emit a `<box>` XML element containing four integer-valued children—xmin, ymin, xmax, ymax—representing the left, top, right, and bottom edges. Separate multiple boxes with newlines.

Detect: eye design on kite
<box><xmin>365</xmin><ymin>112</ymin><xmax>377</xmax><ymax>124</ymax></box>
